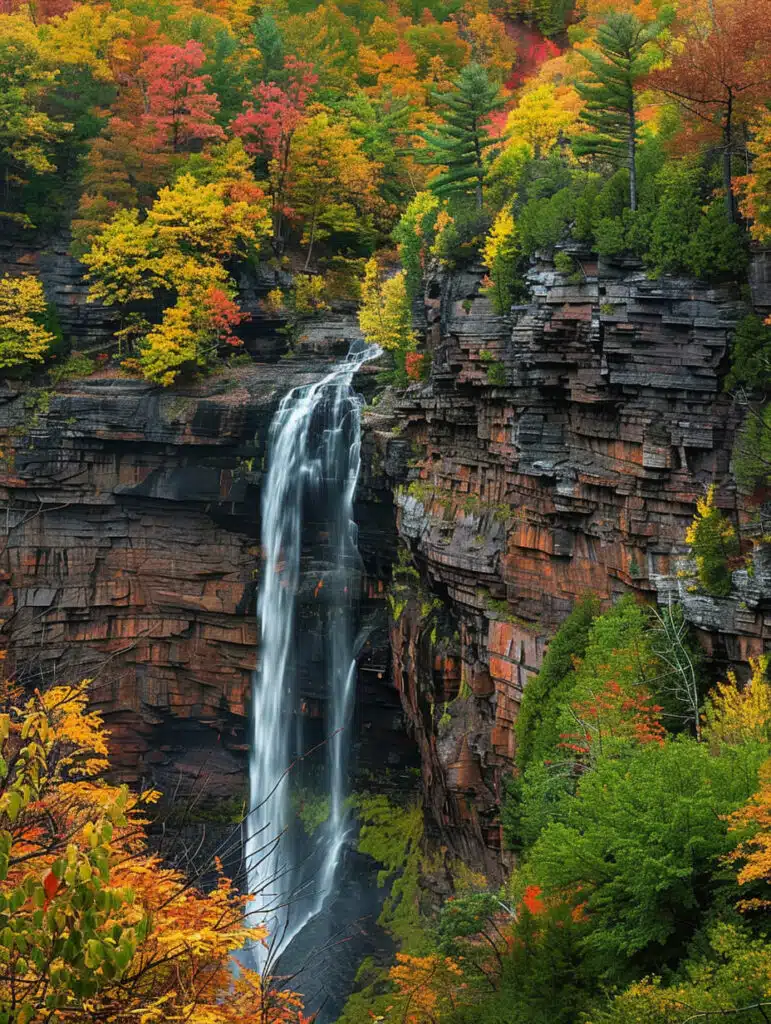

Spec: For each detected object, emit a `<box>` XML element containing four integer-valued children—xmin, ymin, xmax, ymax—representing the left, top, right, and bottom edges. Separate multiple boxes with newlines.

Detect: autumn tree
<box><xmin>358</xmin><ymin>258</ymin><xmax>416</xmax><ymax>383</ymax></box>
<box><xmin>0</xmin><ymin>273</ymin><xmax>54</xmax><ymax>370</ymax></box>
<box><xmin>139</xmin><ymin>41</ymin><xmax>225</xmax><ymax>154</ymax></box>
<box><xmin>481</xmin><ymin>208</ymin><xmax>522</xmax><ymax>315</ymax></box>
<box><xmin>420</xmin><ymin>62</ymin><xmax>503</xmax><ymax>209</ymax></box>
<box><xmin>458</xmin><ymin>11</ymin><xmax>518</xmax><ymax>81</ymax></box>
<box><xmin>652</xmin><ymin>0</ymin><xmax>771</xmax><ymax>221</ymax></box>
<box><xmin>0</xmin><ymin>13</ymin><xmax>71</xmax><ymax>222</ymax></box>
<box><xmin>288</xmin><ymin>112</ymin><xmax>380</xmax><ymax>269</ymax></box>
<box><xmin>703</xmin><ymin>656</ymin><xmax>771</xmax><ymax>753</ymax></box>
<box><xmin>504</xmin><ymin>82</ymin><xmax>582</xmax><ymax>160</ymax></box>
<box><xmin>574</xmin><ymin>12</ymin><xmax>665</xmax><ymax>211</ymax></box>
<box><xmin>82</xmin><ymin>142</ymin><xmax>269</xmax><ymax>384</ymax></box>
<box><xmin>0</xmin><ymin>682</ymin><xmax>309</xmax><ymax>1024</ymax></box>
<box><xmin>736</xmin><ymin>110</ymin><xmax>771</xmax><ymax>242</ymax></box>
<box><xmin>232</xmin><ymin>56</ymin><xmax>318</xmax><ymax>253</ymax></box>
<box><xmin>386</xmin><ymin>952</ymin><xmax>465</xmax><ymax>1022</ymax></box>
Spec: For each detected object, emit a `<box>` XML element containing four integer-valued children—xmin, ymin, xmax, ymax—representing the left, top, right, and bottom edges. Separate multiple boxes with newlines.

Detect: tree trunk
<box><xmin>303</xmin><ymin>199</ymin><xmax>319</xmax><ymax>272</ymax></box>
<box><xmin>628</xmin><ymin>96</ymin><xmax>637</xmax><ymax>212</ymax></box>
<box><xmin>723</xmin><ymin>90</ymin><xmax>735</xmax><ymax>222</ymax></box>
<box><xmin>473</xmin><ymin>119</ymin><xmax>483</xmax><ymax>211</ymax></box>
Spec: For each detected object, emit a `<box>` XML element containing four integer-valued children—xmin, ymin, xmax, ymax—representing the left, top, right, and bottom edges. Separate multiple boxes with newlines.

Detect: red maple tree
<box><xmin>139</xmin><ymin>41</ymin><xmax>225</xmax><ymax>153</ymax></box>
<box><xmin>232</xmin><ymin>56</ymin><xmax>318</xmax><ymax>252</ymax></box>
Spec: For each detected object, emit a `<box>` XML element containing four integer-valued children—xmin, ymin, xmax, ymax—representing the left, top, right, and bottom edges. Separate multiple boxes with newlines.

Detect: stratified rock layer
<box><xmin>0</xmin><ymin>361</ymin><xmax>414</xmax><ymax>797</ymax></box>
<box><xmin>381</xmin><ymin>254</ymin><xmax>768</xmax><ymax>875</ymax></box>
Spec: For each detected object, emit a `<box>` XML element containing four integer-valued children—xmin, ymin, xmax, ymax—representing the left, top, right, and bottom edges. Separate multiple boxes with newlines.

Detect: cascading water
<box><xmin>244</xmin><ymin>346</ymin><xmax>376</xmax><ymax>972</ymax></box>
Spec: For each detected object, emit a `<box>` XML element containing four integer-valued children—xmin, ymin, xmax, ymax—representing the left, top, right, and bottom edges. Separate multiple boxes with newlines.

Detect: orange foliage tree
<box><xmin>0</xmin><ymin>682</ymin><xmax>309</xmax><ymax>1024</ymax></box>
<box><xmin>735</xmin><ymin>109</ymin><xmax>771</xmax><ymax>244</ymax></box>
<box><xmin>727</xmin><ymin>758</ymin><xmax>771</xmax><ymax>911</ymax></box>
<box><xmin>651</xmin><ymin>0</ymin><xmax>771</xmax><ymax>221</ymax></box>
<box><xmin>558</xmin><ymin>679</ymin><xmax>666</xmax><ymax>764</ymax></box>
<box><xmin>386</xmin><ymin>952</ymin><xmax>465</xmax><ymax>1023</ymax></box>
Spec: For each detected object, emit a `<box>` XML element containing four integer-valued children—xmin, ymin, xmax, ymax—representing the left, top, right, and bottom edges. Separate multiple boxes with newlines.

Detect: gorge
<box><xmin>1</xmin><ymin>0</ymin><xmax>771</xmax><ymax>1017</ymax></box>
<box><xmin>1</xmin><ymin>250</ymin><xmax>770</xmax><ymax>1004</ymax></box>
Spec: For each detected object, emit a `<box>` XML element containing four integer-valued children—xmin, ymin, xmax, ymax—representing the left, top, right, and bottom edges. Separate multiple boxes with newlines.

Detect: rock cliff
<box><xmin>374</xmin><ymin>252</ymin><xmax>771</xmax><ymax>877</ymax></box>
<box><xmin>0</xmin><ymin>355</ymin><xmax>415</xmax><ymax>801</ymax></box>
<box><xmin>1</xmin><ymin>251</ymin><xmax>769</xmax><ymax>880</ymax></box>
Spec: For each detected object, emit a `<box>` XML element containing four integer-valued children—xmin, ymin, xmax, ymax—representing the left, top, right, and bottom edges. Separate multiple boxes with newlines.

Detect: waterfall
<box><xmin>245</xmin><ymin>347</ymin><xmax>376</xmax><ymax>971</ymax></box>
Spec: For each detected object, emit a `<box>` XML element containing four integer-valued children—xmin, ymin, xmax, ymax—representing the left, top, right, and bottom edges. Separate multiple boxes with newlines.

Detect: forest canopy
<box><xmin>0</xmin><ymin>0</ymin><xmax>768</xmax><ymax>383</ymax></box>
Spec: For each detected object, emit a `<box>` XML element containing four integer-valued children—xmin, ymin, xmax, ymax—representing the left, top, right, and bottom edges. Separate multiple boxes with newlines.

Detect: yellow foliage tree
<box><xmin>0</xmin><ymin>274</ymin><xmax>55</xmax><ymax>371</ymax></box>
<box><xmin>82</xmin><ymin>143</ymin><xmax>270</xmax><ymax>385</ymax></box>
<box><xmin>684</xmin><ymin>485</ymin><xmax>739</xmax><ymax>598</ymax></box>
<box><xmin>703</xmin><ymin>656</ymin><xmax>771</xmax><ymax>752</ymax></box>
<box><xmin>480</xmin><ymin>209</ymin><xmax>521</xmax><ymax>315</ymax></box>
<box><xmin>504</xmin><ymin>82</ymin><xmax>583</xmax><ymax>159</ymax></box>
<box><xmin>0</xmin><ymin>682</ymin><xmax>308</xmax><ymax>1024</ymax></box>
<box><xmin>358</xmin><ymin>258</ymin><xmax>416</xmax><ymax>354</ymax></box>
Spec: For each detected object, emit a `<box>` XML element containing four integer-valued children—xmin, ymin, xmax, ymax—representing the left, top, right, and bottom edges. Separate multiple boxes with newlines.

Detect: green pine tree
<box><xmin>574</xmin><ymin>12</ymin><xmax>665</xmax><ymax>211</ymax></box>
<box><xmin>419</xmin><ymin>63</ymin><xmax>503</xmax><ymax>210</ymax></box>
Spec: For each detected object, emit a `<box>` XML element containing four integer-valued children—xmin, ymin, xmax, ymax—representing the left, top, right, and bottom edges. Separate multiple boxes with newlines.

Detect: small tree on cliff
<box><xmin>685</xmin><ymin>485</ymin><xmax>739</xmax><ymax>597</ymax></box>
<box><xmin>358</xmin><ymin>258</ymin><xmax>417</xmax><ymax>384</ymax></box>
<box><xmin>0</xmin><ymin>273</ymin><xmax>55</xmax><ymax>371</ymax></box>
<box><xmin>574</xmin><ymin>12</ymin><xmax>666</xmax><ymax>211</ymax></box>
<box><xmin>420</xmin><ymin>63</ymin><xmax>504</xmax><ymax>210</ymax></box>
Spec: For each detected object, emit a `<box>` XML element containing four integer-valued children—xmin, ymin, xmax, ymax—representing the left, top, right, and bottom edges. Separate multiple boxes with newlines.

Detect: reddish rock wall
<box><xmin>0</xmin><ymin>362</ymin><xmax>415</xmax><ymax>799</ymax></box>
<box><xmin>381</xmin><ymin>253</ymin><xmax>770</xmax><ymax>874</ymax></box>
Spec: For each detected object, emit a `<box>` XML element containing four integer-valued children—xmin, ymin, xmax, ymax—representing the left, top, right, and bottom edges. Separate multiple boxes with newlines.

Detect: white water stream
<box><xmin>245</xmin><ymin>348</ymin><xmax>376</xmax><ymax>970</ymax></box>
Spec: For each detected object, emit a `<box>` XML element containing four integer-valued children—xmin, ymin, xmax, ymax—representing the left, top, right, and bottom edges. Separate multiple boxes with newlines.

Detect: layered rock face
<box><xmin>0</xmin><ymin>357</ymin><xmax>414</xmax><ymax>799</ymax></box>
<box><xmin>381</xmin><ymin>254</ymin><xmax>768</xmax><ymax>877</ymax></box>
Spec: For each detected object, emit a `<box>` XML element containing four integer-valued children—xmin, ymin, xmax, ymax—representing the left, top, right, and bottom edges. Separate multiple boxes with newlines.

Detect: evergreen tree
<box><xmin>253</xmin><ymin>13</ymin><xmax>284</xmax><ymax>79</ymax></box>
<box><xmin>420</xmin><ymin>62</ymin><xmax>503</xmax><ymax>209</ymax></box>
<box><xmin>574</xmin><ymin>13</ymin><xmax>665</xmax><ymax>211</ymax></box>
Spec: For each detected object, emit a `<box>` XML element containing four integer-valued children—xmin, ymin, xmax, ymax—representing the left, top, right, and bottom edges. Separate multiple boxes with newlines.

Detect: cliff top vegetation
<box><xmin>0</xmin><ymin>0</ymin><xmax>767</xmax><ymax>384</ymax></box>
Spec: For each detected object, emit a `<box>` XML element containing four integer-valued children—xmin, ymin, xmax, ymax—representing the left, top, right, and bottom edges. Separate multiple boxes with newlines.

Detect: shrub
<box><xmin>292</xmin><ymin>273</ymin><xmax>330</xmax><ymax>316</ymax></box>
<box><xmin>0</xmin><ymin>274</ymin><xmax>56</xmax><ymax>372</ymax></box>
<box><xmin>685</xmin><ymin>485</ymin><xmax>739</xmax><ymax>597</ymax></box>
<box><xmin>50</xmin><ymin>350</ymin><xmax>97</xmax><ymax>383</ymax></box>
<box><xmin>553</xmin><ymin>250</ymin><xmax>575</xmax><ymax>275</ymax></box>
<box><xmin>726</xmin><ymin>315</ymin><xmax>771</xmax><ymax>391</ymax></box>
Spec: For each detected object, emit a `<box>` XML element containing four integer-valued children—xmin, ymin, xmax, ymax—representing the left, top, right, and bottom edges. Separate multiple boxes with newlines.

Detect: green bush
<box><xmin>686</xmin><ymin>200</ymin><xmax>749</xmax><ymax>281</ymax></box>
<box><xmin>734</xmin><ymin>403</ymin><xmax>771</xmax><ymax>491</ymax></box>
<box><xmin>518</xmin><ymin>186</ymin><xmax>575</xmax><ymax>253</ymax></box>
<box><xmin>50</xmin><ymin>350</ymin><xmax>97</xmax><ymax>383</ymax></box>
<box><xmin>553</xmin><ymin>251</ymin><xmax>574</xmax><ymax>275</ymax></box>
<box><xmin>514</xmin><ymin>595</ymin><xmax>599</xmax><ymax>771</ymax></box>
<box><xmin>726</xmin><ymin>315</ymin><xmax>771</xmax><ymax>392</ymax></box>
<box><xmin>646</xmin><ymin>162</ymin><xmax>703</xmax><ymax>275</ymax></box>
<box><xmin>526</xmin><ymin>737</ymin><xmax>765</xmax><ymax>978</ymax></box>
